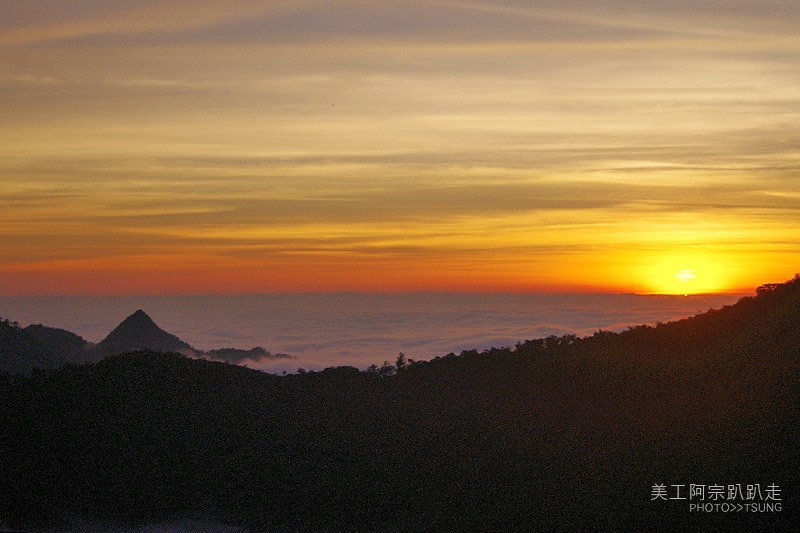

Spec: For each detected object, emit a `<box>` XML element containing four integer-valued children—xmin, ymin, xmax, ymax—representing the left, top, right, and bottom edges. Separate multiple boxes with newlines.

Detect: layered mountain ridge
<box><xmin>0</xmin><ymin>309</ymin><xmax>288</xmax><ymax>374</ymax></box>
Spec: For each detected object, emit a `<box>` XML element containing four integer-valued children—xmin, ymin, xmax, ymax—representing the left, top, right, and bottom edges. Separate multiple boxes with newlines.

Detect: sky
<box><xmin>1</xmin><ymin>1</ymin><xmax>799</xmax><ymax>295</ymax></box>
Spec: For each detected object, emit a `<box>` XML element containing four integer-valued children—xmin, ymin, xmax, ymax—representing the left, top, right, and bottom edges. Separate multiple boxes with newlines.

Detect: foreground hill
<box><xmin>1</xmin><ymin>277</ymin><xmax>799</xmax><ymax>531</ymax></box>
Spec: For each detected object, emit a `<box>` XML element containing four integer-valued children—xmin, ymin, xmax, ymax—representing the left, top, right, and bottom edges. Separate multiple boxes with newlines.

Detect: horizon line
<box><xmin>1</xmin><ymin>289</ymin><xmax>754</xmax><ymax>298</ymax></box>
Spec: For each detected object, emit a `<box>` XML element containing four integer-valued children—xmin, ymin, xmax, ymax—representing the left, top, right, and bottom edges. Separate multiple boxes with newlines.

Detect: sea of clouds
<box><xmin>0</xmin><ymin>292</ymin><xmax>744</xmax><ymax>373</ymax></box>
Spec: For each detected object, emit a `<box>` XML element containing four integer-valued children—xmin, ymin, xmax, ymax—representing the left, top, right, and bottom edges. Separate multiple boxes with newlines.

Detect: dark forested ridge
<box><xmin>2</xmin><ymin>277</ymin><xmax>799</xmax><ymax>531</ymax></box>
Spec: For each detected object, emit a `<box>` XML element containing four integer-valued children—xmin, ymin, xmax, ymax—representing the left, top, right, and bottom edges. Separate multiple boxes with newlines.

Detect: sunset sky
<box><xmin>2</xmin><ymin>1</ymin><xmax>799</xmax><ymax>295</ymax></box>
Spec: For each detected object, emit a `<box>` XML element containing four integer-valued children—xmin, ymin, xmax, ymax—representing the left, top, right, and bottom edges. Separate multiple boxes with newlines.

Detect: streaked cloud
<box><xmin>1</xmin><ymin>1</ymin><xmax>798</xmax><ymax>294</ymax></box>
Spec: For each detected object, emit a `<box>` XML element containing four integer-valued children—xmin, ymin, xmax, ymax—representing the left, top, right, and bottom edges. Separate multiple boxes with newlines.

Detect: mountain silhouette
<box><xmin>0</xmin><ymin>319</ymin><xmax>55</xmax><ymax>374</ymax></box>
<box><xmin>24</xmin><ymin>324</ymin><xmax>90</xmax><ymax>364</ymax></box>
<box><xmin>1</xmin><ymin>319</ymin><xmax>93</xmax><ymax>374</ymax></box>
<box><xmin>97</xmin><ymin>310</ymin><xmax>196</xmax><ymax>356</ymax></box>
<box><xmin>1</xmin><ymin>310</ymin><xmax>290</xmax><ymax>374</ymax></box>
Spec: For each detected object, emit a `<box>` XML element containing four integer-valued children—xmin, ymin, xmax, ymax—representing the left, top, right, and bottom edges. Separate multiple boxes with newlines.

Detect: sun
<box><xmin>638</xmin><ymin>254</ymin><xmax>732</xmax><ymax>294</ymax></box>
<box><xmin>672</xmin><ymin>268</ymin><xmax>698</xmax><ymax>295</ymax></box>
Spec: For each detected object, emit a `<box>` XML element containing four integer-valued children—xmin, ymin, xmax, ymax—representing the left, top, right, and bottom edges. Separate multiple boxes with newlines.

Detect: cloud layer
<box><xmin>0</xmin><ymin>292</ymin><xmax>745</xmax><ymax>372</ymax></box>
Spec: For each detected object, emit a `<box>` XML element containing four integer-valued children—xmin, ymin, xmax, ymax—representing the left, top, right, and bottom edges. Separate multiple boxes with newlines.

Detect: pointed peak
<box><xmin>98</xmin><ymin>310</ymin><xmax>194</xmax><ymax>355</ymax></box>
<box><xmin>122</xmin><ymin>309</ymin><xmax>156</xmax><ymax>325</ymax></box>
<box><xmin>108</xmin><ymin>310</ymin><xmax>161</xmax><ymax>335</ymax></box>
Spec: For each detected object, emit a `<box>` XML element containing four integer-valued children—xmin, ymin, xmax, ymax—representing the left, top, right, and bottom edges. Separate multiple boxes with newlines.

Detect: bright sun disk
<box><xmin>675</xmin><ymin>269</ymin><xmax>697</xmax><ymax>283</ymax></box>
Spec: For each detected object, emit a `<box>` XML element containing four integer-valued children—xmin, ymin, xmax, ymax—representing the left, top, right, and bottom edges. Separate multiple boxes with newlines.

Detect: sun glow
<box><xmin>639</xmin><ymin>254</ymin><xmax>737</xmax><ymax>294</ymax></box>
